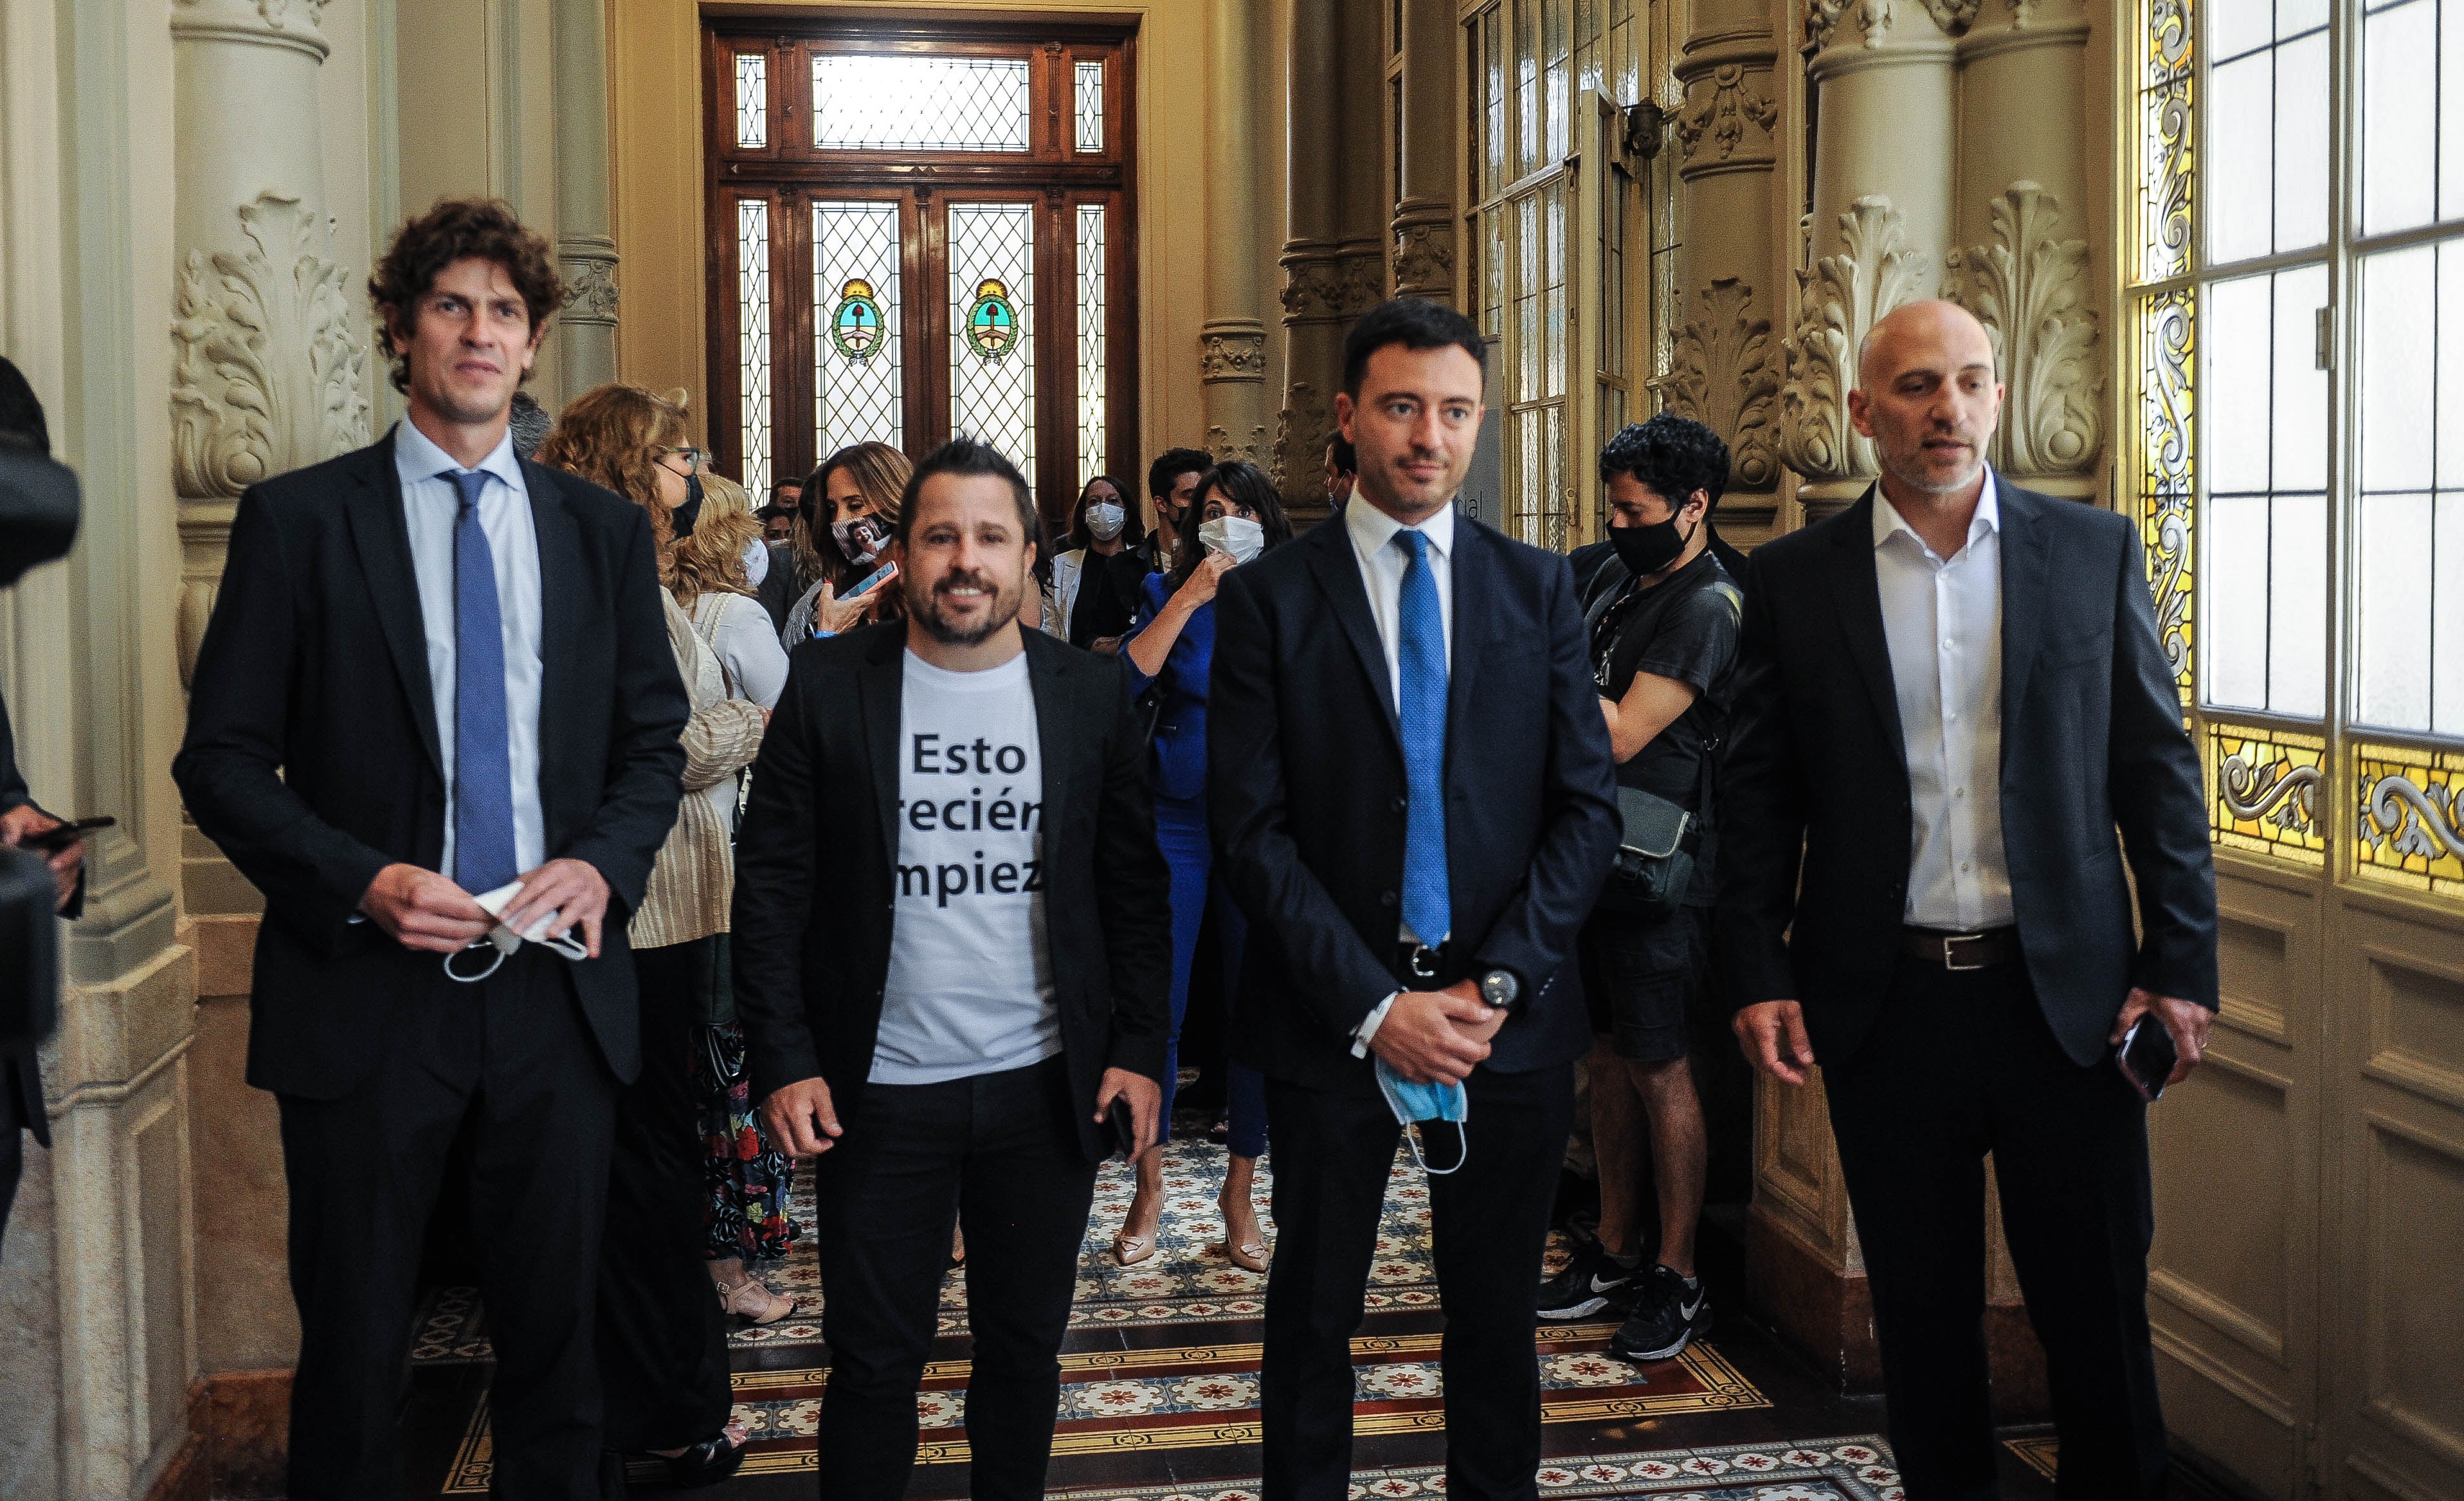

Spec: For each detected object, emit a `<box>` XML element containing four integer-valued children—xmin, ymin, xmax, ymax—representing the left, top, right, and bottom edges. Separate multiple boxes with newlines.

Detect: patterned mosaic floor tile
<box><xmin>440</xmin><ymin>1325</ymin><xmax>1775</xmax><ymax>1491</ymax></box>
<box><xmin>1033</xmin><ymin>1438</ymin><xmax>1905</xmax><ymax>1500</ymax></box>
<box><xmin>415</xmin><ymin>1136</ymin><xmax>1513</xmax><ymax>1363</ymax></box>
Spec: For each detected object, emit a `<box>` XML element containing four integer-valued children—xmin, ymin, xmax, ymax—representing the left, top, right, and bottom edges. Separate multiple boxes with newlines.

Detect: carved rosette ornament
<box><xmin>170</xmin><ymin>191</ymin><xmax>372</xmax><ymax>501</ymax></box>
<box><xmin>1779</xmin><ymin>196</ymin><xmax>1930</xmax><ymax>482</ymax></box>
<box><xmin>1199</xmin><ymin>329</ymin><xmax>1268</xmax><ymax>383</ymax></box>
<box><xmin>1662</xmin><ymin>278</ymin><xmax>1780</xmax><ymax>490</ymax></box>
<box><xmin>1675</xmin><ymin>66</ymin><xmax>1779</xmax><ymax>165</ymax></box>
<box><xmin>1943</xmin><ymin>182</ymin><xmax>2103</xmax><ymax>477</ymax></box>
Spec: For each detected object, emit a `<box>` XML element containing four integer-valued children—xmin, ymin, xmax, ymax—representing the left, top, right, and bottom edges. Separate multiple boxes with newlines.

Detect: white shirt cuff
<box><xmin>1351</xmin><ymin>992</ymin><xmax>1399</xmax><ymax>1059</ymax></box>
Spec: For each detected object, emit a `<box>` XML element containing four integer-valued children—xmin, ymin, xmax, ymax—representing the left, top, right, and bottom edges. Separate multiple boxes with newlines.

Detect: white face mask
<box><xmin>740</xmin><ymin>536</ymin><xmax>770</xmax><ymax>588</ymax></box>
<box><xmin>1085</xmin><ymin>500</ymin><xmax>1127</xmax><ymax>541</ymax></box>
<box><xmin>443</xmin><ymin>880</ymin><xmax>590</xmax><ymax>983</ymax></box>
<box><xmin>1199</xmin><ymin>514</ymin><xmax>1265</xmax><ymax>565</ymax></box>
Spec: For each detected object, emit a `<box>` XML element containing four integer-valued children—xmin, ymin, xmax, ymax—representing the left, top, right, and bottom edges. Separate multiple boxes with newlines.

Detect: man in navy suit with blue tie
<box><xmin>175</xmin><ymin>199</ymin><xmax>688</xmax><ymax>1500</ymax></box>
<box><xmin>1210</xmin><ymin>300</ymin><xmax>1620</xmax><ymax>1501</ymax></box>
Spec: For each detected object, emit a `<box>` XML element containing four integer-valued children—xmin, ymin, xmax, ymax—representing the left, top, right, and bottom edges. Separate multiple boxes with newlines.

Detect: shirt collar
<box><xmin>393</xmin><ymin>417</ymin><xmax>524</xmax><ymax>496</ymax></box>
<box><xmin>1344</xmin><ymin>493</ymin><xmax>1457</xmax><ymax>565</ymax></box>
<box><xmin>1871</xmin><ymin>468</ymin><xmax>1999</xmax><ymax>556</ymax></box>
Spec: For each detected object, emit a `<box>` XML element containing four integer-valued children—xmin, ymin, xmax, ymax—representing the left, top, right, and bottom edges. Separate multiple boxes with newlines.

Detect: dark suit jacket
<box><xmin>5</xmin><ymin>660</ymin><xmax>78</xmax><ymax>1145</ymax></box>
<box><xmin>172</xmin><ymin>429</ymin><xmax>690</xmax><ymax>1098</ymax></box>
<box><xmin>730</xmin><ymin>622</ymin><xmax>1174</xmax><ymax>1160</ymax></box>
<box><xmin>1208</xmin><ymin>510</ymin><xmax>1622</xmax><ymax>1091</ymax></box>
<box><xmin>1714</xmin><ymin>477</ymin><xmax>2218</xmax><ymax>1069</ymax></box>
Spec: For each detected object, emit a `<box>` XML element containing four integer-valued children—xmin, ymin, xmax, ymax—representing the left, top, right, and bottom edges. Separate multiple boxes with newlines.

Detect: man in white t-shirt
<box><xmin>733</xmin><ymin>438</ymin><xmax>1172</xmax><ymax>1501</ymax></box>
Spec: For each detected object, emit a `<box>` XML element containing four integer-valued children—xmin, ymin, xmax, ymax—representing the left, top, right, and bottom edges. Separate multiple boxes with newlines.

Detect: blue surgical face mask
<box><xmin>1375</xmin><ymin>1057</ymin><xmax>1469</xmax><ymax>1174</ymax></box>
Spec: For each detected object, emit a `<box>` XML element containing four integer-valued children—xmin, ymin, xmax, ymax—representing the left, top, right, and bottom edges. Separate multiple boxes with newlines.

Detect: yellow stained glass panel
<box><xmin>2208</xmin><ymin>723</ymin><xmax>2327</xmax><ymax>864</ymax></box>
<box><xmin>2354</xmin><ymin>741</ymin><xmax>2464</xmax><ymax>899</ymax></box>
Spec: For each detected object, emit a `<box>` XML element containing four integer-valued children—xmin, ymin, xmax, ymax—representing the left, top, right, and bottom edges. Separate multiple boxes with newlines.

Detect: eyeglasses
<box><xmin>659</xmin><ymin>446</ymin><xmax>704</xmax><ymax>475</ymax></box>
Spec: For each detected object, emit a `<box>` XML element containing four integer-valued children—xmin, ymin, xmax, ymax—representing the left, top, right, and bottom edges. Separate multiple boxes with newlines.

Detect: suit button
<box><xmin>1391</xmin><ymin>795</ymin><xmax>1408</xmax><ymax>814</ymax></box>
<box><xmin>1380</xmin><ymin>889</ymin><xmax>1399</xmax><ymax>909</ymax></box>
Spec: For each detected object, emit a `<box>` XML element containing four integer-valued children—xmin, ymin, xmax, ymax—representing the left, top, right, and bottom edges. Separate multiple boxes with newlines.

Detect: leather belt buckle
<box><xmin>1941</xmin><ymin>934</ymin><xmax>1990</xmax><ymax>972</ymax></box>
<box><xmin>1402</xmin><ymin>943</ymin><xmax>1441</xmax><ymax>983</ymax></box>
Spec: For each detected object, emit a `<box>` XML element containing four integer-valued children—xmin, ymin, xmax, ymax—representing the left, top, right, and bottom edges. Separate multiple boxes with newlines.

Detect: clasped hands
<box><xmin>1731</xmin><ymin>986</ymin><xmax>2212</xmax><ymax>1089</ymax></box>
<box><xmin>1370</xmin><ymin>980</ymin><xmax>1506</xmax><ymax>1086</ymax></box>
<box><xmin>759</xmin><ymin>1066</ymin><xmax>1164</xmax><ymax>1161</ymax></box>
<box><xmin>358</xmin><ymin>859</ymin><xmax>611</xmax><ymax>958</ymax></box>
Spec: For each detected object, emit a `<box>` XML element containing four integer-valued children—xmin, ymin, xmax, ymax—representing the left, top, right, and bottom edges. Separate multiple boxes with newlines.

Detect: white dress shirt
<box><xmin>1872</xmin><ymin>475</ymin><xmax>2014</xmax><ymax>931</ymax></box>
<box><xmin>393</xmin><ymin>419</ymin><xmax>547</xmax><ymax>885</ymax></box>
<box><xmin>1340</xmin><ymin>498</ymin><xmax>1461</xmax><ymax>1051</ymax></box>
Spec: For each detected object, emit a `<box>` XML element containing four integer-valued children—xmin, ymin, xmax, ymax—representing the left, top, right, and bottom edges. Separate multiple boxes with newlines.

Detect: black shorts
<box><xmin>1578</xmin><ymin>905</ymin><xmax>1707</xmax><ymax>1063</ymax></box>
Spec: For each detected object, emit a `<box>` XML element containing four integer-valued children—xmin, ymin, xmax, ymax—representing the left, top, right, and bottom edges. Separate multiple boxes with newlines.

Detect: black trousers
<box><xmin>276</xmin><ymin>945</ymin><xmax>617</xmax><ymax>1501</ymax></box>
<box><xmin>1260</xmin><ymin>1062</ymin><xmax>1574</xmax><ymax>1501</ymax></box>
<box><xmin>809</xmin><ymin>1053</ymin><xmax>1098</xmax><ymax>1501</ymax></box>
<box><xmin>1824</xmin><ymin>956</ymin><xmax>2168</xmax><ymax>1500</ymax></box>
<box><xmin>595</xmin><ymin>938</ymin><xmax>732</xmax><ymax>1450</ymax></box>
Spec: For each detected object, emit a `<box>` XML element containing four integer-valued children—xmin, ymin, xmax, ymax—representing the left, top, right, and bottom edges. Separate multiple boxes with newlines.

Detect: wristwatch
<box><xmin>1478</xmin><ymin>968</ymin><xmax>1521</xmax><ymax>1011</ymax></box>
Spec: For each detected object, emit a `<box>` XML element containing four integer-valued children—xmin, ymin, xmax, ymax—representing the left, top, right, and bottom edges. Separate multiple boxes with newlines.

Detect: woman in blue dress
<box><xmin>1110</xmin><ymin>460</ymin><xmax>1291</xmax><ymax>1272</ymax></box>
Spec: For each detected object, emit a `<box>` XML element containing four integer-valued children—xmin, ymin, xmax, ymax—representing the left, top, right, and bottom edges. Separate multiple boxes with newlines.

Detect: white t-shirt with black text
<box><xmin>871</xmin><ymin>649</ymin><xmax>1060</xmax><ymax>1084</ymax></box>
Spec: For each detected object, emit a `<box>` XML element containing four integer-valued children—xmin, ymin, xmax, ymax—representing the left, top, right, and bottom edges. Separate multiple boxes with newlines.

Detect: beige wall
<box><xmin>607</xmin><ymin>0</ymin><xmax>1229</xmax><ymax>471</ymax></box>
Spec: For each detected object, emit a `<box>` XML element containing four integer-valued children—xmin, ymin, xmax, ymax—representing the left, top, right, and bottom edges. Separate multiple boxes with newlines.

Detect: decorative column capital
<box><xmin>1805</xmin><ymin>0</ymin><xmax>1974</xmax><ymax>54</ymax></box>
<box><xmin>1779</xmin><ymin>196</ymin><xmax>1930</xmax><ymax>484</ymax></box>
<box><xmin>1656</xmin><ymin>277</ymin><xmax>1782</xmax><ymax>492</ymax></box>
<box><xmin>558</xmin><ymin>236</ymin><xmax>621</xmax><ymax>327</ymax></box>
<box><xmin>1199</xmin><ymin>322</ymin><xmax>1268</xmax><ymax>383</ymax></box>
<box><xmin>1943</xmin><ymin>181</ymin><xmax>2102</xmax><ymax>477</ymax></box>
<box><xmin>1390</xmin><ymin>199</ymin><xmax>1456</xmax><ymax>304</ymax></box>
<box><xmin>170</xmin><ymin>0</ymin><xmax>333</xmax><ymax>60</ymax></box>
<box><xmin>1279</xmin><ymin>243</ymin><xmax>1387</xmax><ymax>327</ymax></box>
<box><xmin>1673</xmin><ymin>63</ymin><xmax>1781</xmax><ymax>177</ymax></box>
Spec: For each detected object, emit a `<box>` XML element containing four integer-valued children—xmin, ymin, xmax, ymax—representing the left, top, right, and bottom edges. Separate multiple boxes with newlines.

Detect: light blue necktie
<box><xmin>1395</xmin><ymin>529</ymin><xmax>1450</xmax><ymax>947</ymax></box>
<box><xmin>449</xmin><ymin>469</ymin><xmax>520</xmax><ymax>895</ymax></box>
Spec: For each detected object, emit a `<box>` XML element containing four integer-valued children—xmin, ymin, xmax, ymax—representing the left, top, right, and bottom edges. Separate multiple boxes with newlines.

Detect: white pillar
<box><xmin>552</xmin><ymin>0</ymin><xmax>619</xmax><ymax>401</ymax></box>
<box><xmin>1202</xmin><ymin>0</ymin><xmax>1269</xmax><ymax>466</ymax></box>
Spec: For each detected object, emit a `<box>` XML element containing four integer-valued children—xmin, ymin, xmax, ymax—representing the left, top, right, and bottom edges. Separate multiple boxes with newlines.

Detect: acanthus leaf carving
<box><xmin>1207</xmin><ymin>423</ymin><xmax>1269</xmax><ymax>466</ymax></box>
<box><xmin>1943</xmin><ymin>181</ymin><xmax>2103</xmax><ymax>477</ymax></box>
<box><xmin>1280</xmin><ymin>255</ymin><xmax>1386</xmax><ymax>324</ymax></box>
<box><xmin>1659</xmin><ymin>278</ymin><xmax>1780</xmax><ymax>491</ymax></box>
<box><xmin>1674</xmin><ymin>66</ymin><xmax>1780</xmax><ymax>165</ymax></box>
<box><xmin>563</xmin><ymin>256</ymin><xmax>621</xmax><ymax>322</ymax></box>
<box><xmin>1391</xmin><ymin>221</ymin><xmax>1456</xmax><ymax>298</ymax></box>
<box><xmin>171</xmin><ymin>191</ymin><xmax>372</xmax><ymax>502</ymax></box>
<box><xmin>1271</xmin><ymin>382</ymin><xmax>1335</xmax><ymax>504</ymax></box>
<box><xmin>1779</xmin><ymin>196</ymin><xmax>1929</xmax><ymax>483</ymax></box>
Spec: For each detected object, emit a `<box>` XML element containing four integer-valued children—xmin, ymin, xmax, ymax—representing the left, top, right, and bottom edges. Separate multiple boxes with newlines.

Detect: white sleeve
<box><xmin>720</xmin><ymin>595</ymin><xmax>792</xmax><ymax>709</ymax></box>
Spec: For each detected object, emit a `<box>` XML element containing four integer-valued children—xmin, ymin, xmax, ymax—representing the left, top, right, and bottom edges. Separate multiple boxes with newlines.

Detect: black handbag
<box><xmin>1597</xmin><ymin>786</ymin><xmax>1697</xmax><ymax>917</ymax></box>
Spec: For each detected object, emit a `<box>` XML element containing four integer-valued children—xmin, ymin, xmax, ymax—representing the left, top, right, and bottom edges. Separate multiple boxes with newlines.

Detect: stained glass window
<box><xmin>1074</xmin><ymin>60</ymin><xmax>1105</xmax><ymax>153</ymax></box>
<box><xmin>734</xmin><ymin>199</ymin><xmax>773</xmax><ymax>498</ymax></box>
<box><xmin>948</xmin><ymin>203</ymin><xmax>1037</xmax><ymax>475</ymax></box>
<box><xmin>2357</xmin><ymin>241</ymin><xmax>2464</xmax><ymax>734</ymax></box>
<box><xmin>812</xmin><ymin>55</ymin><xmax>1031</xmax><ymax>152</ymax></box>
<box><xmin>1075</xmin><ymin>203</ymin><xmax>1107</xmax><ymax>487</ymax></box>
<box><xmin>2355</xmin><ymin>740</ymin><xmax>2464</xmax><ymax>898</ymax></box>
<box><xmin>813</xmin><ymin>201</ymin><xmax>903</xmax><ymax>455</ymax></box>
<box><xmin>2208</xmin><ymin>723</ymin><xmax>2328</xmax><ymax>864</ymax></box>
<box><xmin>734</xmin><ymin>53</ymin><xmax>768</xmax><ymax>149</ymax></box>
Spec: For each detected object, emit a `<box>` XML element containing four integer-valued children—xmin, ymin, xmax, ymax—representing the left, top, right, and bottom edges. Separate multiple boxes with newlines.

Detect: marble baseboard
<box><xmin>190</xmin><ymin>1369</ymin><xmax>291</xmax><ymax>1498</ymax></box>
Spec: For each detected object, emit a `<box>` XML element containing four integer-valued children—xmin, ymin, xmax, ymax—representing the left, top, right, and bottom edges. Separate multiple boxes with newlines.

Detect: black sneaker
<box><xmin>1535</xmin><ymin>1239</ymin><xmax>1641</xmax><ymax>1320</ymax></box>
<box><xmin>1609</xmin><ymin>1264</ymin><xmax>1712</xmax><ymax>1363</ymax></box>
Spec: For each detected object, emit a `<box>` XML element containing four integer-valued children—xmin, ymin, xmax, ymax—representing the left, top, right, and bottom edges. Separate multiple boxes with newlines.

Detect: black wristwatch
<box><xmin>1478</xmin><ymin>968</ymin><xmax>1521</xmax><ymax>1011</ymax></box>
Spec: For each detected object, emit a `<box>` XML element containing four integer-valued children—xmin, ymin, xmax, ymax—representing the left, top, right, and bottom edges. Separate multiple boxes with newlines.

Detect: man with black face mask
<box><xmin>1533</xmin><ymin>412</ymin><xmax>1740</xmax><ymax>1368</ymax></box>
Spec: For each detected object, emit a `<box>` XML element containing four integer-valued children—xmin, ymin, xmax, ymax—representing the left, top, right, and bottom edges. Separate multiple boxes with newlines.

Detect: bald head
<box><xmin>1846</xmin><ymin>298</ymin><xmax>2002</xmax><ymax>498</ymax></box>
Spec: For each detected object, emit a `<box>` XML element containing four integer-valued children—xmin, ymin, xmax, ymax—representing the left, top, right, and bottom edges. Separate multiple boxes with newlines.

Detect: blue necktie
<box><xmin>1395</xmin><ymin>529</ymin><xmax>1451</xmax><ymax>946</ymax></box>
<box><xmin>449</xmin><ymin>469</ymin><xmax>520</xmax><ymax>895</ymax></box>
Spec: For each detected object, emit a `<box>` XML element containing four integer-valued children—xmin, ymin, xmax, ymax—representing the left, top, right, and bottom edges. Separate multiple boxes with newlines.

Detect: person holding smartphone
<box><xmin>772</xmin><ymin>442</ymin><xmax>910</xmax><ymax>644</ymax></box>
<box><xmin>733</xmin><ymin>439</ymin><xmax>1170</xmax><ymax>1501</ymax></box>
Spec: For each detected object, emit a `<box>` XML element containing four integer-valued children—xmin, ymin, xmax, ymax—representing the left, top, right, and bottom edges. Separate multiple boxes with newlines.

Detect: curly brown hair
<box><xmin>535</xmin><ymin>384</ymin><xmax>689</xmax><ymax>581</ymax></box>
<box><xmin>368</xmin><ymin>198</ymin><xmax>566</xmax><ymax>394</ymax></box>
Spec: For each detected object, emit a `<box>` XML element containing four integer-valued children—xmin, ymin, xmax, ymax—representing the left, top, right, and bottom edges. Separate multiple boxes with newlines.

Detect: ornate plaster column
<box><xmin>1777</xmin><ymin>0</ymin><xmax>1965</xmax><ymax>516</ymax></box>
<box><xmin>1944</xmin><ymin>0</ymin><xmax>2102</xmax><ymax>495</ymax></box>
<box><xmin>1202</xmin><ymin>0</ymin><xmax>1269</xmax><ymax>466</ymax></box>
<box><xmin>1273</xmin><ymin>0</ymin><xmax>1382</xmax><ymax>511</ymax></box>
<box><xmin>552</xmin><ymin>0</ymin><xmax>620</xmax><ymax>403</ymax></box>
<box><xmin>1390</xmin><ymin>0</ymin><xmax>1457</xmax><ymax>304</ymax></box>
<box><xmin>1663</xmin><ymin>0</ymin><xmax>1786</xmax><ymax>541</ymax></box>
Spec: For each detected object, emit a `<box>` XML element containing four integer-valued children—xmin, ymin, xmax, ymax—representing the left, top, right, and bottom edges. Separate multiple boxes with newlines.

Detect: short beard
<box><xmin>1880</xmin><ymin>441</ymin><xmax>1983</xmax><ymax>496</ymax></box>
<box><xmin>909</xmin><ymin>570</ymin><xmax>1020</xmax><ymax>647</ymax></box>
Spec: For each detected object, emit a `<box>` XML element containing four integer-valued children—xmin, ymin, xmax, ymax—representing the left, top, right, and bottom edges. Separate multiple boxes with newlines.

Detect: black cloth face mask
<box><xmin>1609</xmin><ymin>507</ymin><xmax>1697</xmax><ymax>576</ymax></box>
<box><xmin>671</xmin><ymin>473</ymin><xmax>704</xmax><ymax>539</ymax></box>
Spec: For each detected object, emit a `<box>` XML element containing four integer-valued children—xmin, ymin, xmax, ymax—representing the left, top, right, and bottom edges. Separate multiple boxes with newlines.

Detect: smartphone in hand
<box><xmin>14</xmin><ymin>815</ymin><xmax>113</xmax><ymax>853</ymax></box>
<box><xmin>1107</xmin><ymin>1096</ymin><xmax>1139</xmax><ymax>1158</ymax></box>
<box><xmin>2116</xmin><ymin>1017</ymin><xmax>2179</xmax><ymax>1102</ymax></box>
<box><xmin>841</xmin><ymin>559</ymin><xmax>898</xmax><ymax>601</ymax></box>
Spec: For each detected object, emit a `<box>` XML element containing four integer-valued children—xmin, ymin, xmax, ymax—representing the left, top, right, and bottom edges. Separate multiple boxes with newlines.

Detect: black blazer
<box><xmin>1714</xmin><ymin>478</ymin><xmax>2218</xmax><ymax>1069</ymax></box>
<box><xmin>730</xmin><ymin>622</ymin><xmax>1174</xmax><ymax>1160</ymax></box>
<box><xmin>1208</xmin><ymin>512</ymin><xmax>1622</xmax><ymax>1091</ymax></box>
<box><xmin>172</xmin><ymin>429</ymin><xmax>690</xmax><ymax>1098</ymax></box>
<box><xmin>3</xmin><ymin>687</ymin><xmax>69</xmax><ymax>1147</ymax></box>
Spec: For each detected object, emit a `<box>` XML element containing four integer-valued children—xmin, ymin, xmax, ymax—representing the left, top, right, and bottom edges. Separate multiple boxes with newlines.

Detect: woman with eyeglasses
<box><xmin>537</xmin><ymin>385</ymin><xmax>765</xmax><ymax>1487</ymax></box>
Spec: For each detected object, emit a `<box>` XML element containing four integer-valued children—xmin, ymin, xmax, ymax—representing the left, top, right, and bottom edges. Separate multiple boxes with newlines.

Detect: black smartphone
<box><xmin>1107</xmin><ymin>1097</ymin><xmax>1139</xmax><ymax>1158</ymax></box>
<box><xmin>2117</xmin><ymin>1017</ymin><xmax>2179</xmax><ymax>1102</ymax></box>
<box><xmin>15</xmin><ymin>815</ymin><xmax>113</xmax><ymax>853</ymax></box>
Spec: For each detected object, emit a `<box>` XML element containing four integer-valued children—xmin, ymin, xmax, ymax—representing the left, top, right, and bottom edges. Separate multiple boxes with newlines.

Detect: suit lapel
<box><xmin>857</xmin><ymin>626</ymin><xmax>905</xmax><ymax>860</ymax></box>
<box><xmin>523</xmin><ymin>460</ymin><xmax>583</xmax><ymax>827</ymax></box>
<box><xmin>1022</xmin><ymin>631</ymin><xmax>1074</xmax><ymax>853</ymax></box>
<box><xmin>1444</xmin><ymin>519</ymin><xmax>1490</xmax><ymax>743</ymax></box>
<box><xmin>1996</xmin><ymin>477</ymin><xmax>2049</xmax><ymax>747</ymax></box>
<box><xmin>1303</xmin><ymin>519</ymin><xmax>1404</xmax><ymax>752</ymax></box>
<box><xmin>343</xmin><ymin>429</ymin><xmax>444</xmax><ymax>779</ymax></box>
<box><xmin>1827</xmin><ymin>489</ymin><xmax>1909</xmax><ymax>769</ymax></box>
